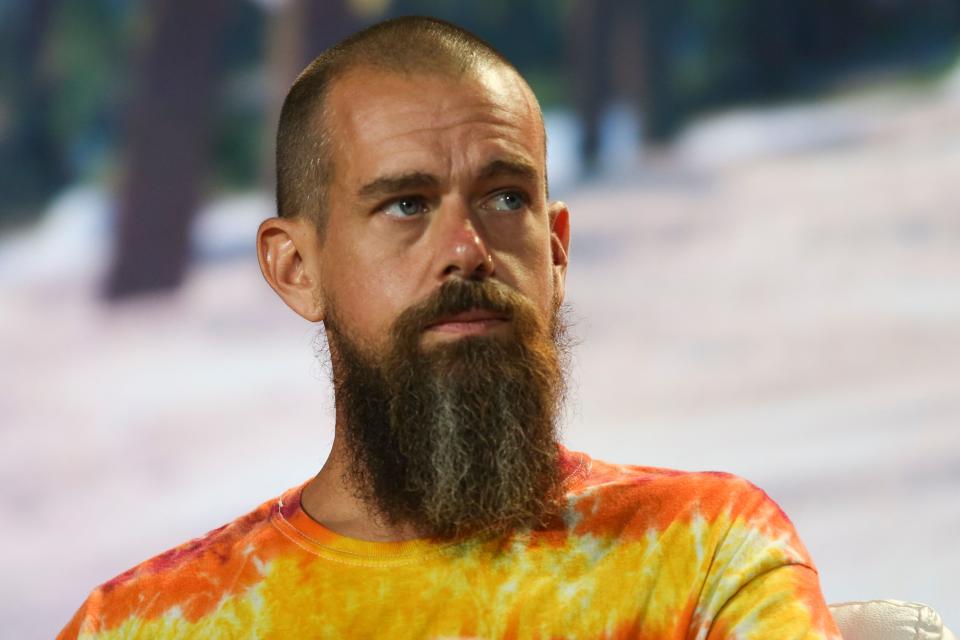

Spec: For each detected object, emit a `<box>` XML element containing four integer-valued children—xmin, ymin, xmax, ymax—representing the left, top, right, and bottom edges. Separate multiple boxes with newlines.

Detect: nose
<box><xmin>438</xmin><ymin>208</ymin><xmax>494</xmax><ymax>281</ymax></box>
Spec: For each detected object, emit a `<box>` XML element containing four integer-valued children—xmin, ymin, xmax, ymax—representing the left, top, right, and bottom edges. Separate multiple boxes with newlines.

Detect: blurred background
<box><xmin>2</xmin><ymin>0</ymin><xmax>959</xmax><ymax>636</ymax></box>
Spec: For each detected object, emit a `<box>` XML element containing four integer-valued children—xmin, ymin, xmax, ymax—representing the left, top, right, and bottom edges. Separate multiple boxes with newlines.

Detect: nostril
<box><xmin>476</xmin><ymin>252</ymin><xmax>495</xmax><ymax>277</ymax></box>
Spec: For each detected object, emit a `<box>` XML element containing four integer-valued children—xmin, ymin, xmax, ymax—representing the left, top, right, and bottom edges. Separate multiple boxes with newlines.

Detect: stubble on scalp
<box><xmin>322</xmin><ymin>279</ymin><xmax>570</xmax><ymax>541</ymax></box>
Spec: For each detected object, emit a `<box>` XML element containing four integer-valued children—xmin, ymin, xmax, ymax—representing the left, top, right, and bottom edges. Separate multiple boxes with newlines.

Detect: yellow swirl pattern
<box><xmin>61</xmin><ymin>450</ymin><xmax>841</xmax><ymax>639</ymax></box>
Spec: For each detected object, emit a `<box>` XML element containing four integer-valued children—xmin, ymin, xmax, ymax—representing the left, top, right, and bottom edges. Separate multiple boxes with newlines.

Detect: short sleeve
<box><xmin>57</xmin><ymin>588</ymin><xmax>102</xmax><ymax>640</ymax></box>
<box><xmin>689</xmin><ymin>476</ymin><xmax>842</xmax><ymax>639</ymax></box>
<box><xmin>706</xmin><ymin>563</ymin><xmax>842</xmax><ymax>639</ymax></box>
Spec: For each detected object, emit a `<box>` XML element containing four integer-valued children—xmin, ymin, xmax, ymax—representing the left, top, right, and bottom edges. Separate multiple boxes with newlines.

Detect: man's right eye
<box><xmin>382</xmin><ymin>197</ymin><xmax>427</xmax><ymax>218</ymax></box>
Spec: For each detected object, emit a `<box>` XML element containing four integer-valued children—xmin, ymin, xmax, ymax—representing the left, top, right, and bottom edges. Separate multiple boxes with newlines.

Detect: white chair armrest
<box><xmin>829</xmin><ymin>599</ymin><xmax>954</xmax><ymax>640</ymax></box>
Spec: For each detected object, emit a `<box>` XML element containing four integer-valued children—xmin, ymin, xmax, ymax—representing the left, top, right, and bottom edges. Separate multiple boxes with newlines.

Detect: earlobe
<box><xmin>256</xmin><ymin>217</ymin><xmax>324</xmax><ymax>322</ymax></box>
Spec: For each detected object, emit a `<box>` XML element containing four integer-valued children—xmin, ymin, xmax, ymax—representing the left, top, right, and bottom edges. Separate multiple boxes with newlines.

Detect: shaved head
<box><xmin>275</xmin><ymin>16</ymin><xmax>545</xmax><ymax>233</ymax></box>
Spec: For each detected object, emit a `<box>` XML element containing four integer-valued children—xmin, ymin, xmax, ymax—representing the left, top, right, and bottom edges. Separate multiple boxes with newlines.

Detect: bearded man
<box><xmin>60</xmin><ymin>16</ymin><xmax>841</xmax><ymax>639</ymax></box>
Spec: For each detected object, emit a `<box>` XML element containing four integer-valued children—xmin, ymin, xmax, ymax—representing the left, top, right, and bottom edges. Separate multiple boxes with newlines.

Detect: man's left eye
<box><xmin>485</xmin><ymin>191</ymin><xmax>526</xmax><ymax>212</ymax></box>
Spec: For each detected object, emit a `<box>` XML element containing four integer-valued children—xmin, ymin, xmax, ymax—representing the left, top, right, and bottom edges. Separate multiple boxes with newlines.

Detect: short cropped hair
<box><xmin>275</xmin><ymin>16</ymin><xmax>540</xmax><ymax>233</ymax></box>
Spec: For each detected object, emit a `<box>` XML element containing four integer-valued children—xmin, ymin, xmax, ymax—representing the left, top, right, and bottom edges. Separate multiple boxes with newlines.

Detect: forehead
<box><xmin>324</xmin><ymin>65</ymin><xmax>544</xmax><ymax>186</ymax></box>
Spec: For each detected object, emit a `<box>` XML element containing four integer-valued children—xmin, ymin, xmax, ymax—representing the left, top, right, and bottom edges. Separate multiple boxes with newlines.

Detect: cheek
<box><xmin>322</xmin><ymin>247</ymin><xmax>412</xmax><ymax>348</ymax></box>
<box><xmin>491</xmin><ymin>221</ymin><xmax>556</xmax><ymax>308</ymax></box>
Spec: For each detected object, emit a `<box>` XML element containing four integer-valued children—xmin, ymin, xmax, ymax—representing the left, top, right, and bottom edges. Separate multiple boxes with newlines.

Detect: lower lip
<box><xmin>426</xmin><ymin>318</ymin><xmax>508</xmax><ymax>335</ymax></box>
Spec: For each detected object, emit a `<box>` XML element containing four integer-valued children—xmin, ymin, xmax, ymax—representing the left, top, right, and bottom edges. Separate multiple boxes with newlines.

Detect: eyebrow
<box><xmin>356</xmin><ymin>158</ymin><xmax>540</xmax><ymax>200</ymax></box>
<box><xmin>477</xmin><ymin>158</ymin><xmax>539</xmax><ymax>184</ymax></box>
<box><xmin>357</xmin><ymin>172</ymin><xmax>440</xmax><ymax>199</ymax></box>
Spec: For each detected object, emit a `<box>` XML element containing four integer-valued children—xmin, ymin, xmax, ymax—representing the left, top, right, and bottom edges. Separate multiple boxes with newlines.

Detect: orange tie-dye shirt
<box><xmin>60</xmin><ymin>449</ymin><xmax>841</xmax><ymax>639</ymax></box>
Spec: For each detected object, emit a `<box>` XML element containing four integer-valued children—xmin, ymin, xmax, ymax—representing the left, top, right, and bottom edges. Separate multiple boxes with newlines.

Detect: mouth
<box><xmin>424</xmin><ymin>308</ymin><xmax>510</xmax><ymax>336</ymax></box>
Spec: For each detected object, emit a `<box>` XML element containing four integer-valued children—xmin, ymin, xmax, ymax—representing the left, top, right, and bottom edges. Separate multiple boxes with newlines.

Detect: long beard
<box><xmin>323</xmin><ymin>279</ymin><xmax>570</xmax><ymax>540</ymax></box>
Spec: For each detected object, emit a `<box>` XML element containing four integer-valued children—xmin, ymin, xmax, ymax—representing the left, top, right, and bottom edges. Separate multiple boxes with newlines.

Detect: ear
<box><xmin>548</xmin><ymin>201</ymin><xmax>570</xmax><ymax>297</ymax></box>
<box><xmin>257</xmin><ymin>216</ymin><xmax>325</xmax><ymax>322</ymax></box>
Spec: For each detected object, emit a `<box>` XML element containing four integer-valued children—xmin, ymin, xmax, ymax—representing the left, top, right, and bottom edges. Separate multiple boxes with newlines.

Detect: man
<box><xmin>60</xmin><ymin>17</ymin><xmax>841</xmax><ymax>639</ymax></box>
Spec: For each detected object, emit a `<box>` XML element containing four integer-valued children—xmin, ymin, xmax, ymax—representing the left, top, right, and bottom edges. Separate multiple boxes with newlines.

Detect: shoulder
<box><xmin>562</xmin><ymin>449</ymin><xmax>809</xmax><ymax>562</ymax></box>
<box><xmin>108</xmin><ymin>492</ymin><xmax>276</xmax><ymax>590</ymax></box>
<box><xmin>556</xmin><ymin>451</ymin><xmax>834</xmax><ymax>634</ymax></box>
<box><xmin>59</xmin><ymin>489</ymin><xmax>290</xmax><ymax>639</ymax></box>
<box><xmin>566</xmin><ymin>448</ymin><xmax>779</xmax><ymax>514</ymax></box>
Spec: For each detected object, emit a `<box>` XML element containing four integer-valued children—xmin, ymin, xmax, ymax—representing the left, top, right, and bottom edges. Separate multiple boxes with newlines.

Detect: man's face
<box><xmin>308</xmin><ymin>64</ymin><xmax>570</xmax><ymax>539</ymax></box>
<box><xmin>317</xmin><ymin>64</ymin><xmax>567</xmax><ymax>356</ymax></box>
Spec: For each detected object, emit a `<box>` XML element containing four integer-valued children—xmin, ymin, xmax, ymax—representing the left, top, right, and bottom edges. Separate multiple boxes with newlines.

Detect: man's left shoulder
<box><xmin>565</xmin><ymin>450</ymin><xmax>806</xmax><ymax>550</ymax></box>
<box><xmin>571</xmin><ymin>450</ymin><xmax>780</xmax><ymax>506</ymax></box>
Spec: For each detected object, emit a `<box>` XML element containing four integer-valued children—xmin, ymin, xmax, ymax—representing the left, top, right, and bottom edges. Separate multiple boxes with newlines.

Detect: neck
<box><xmin>300</xmin><ymin>430</ymin><xmax>423</xmax><ymax>542</ymax></box>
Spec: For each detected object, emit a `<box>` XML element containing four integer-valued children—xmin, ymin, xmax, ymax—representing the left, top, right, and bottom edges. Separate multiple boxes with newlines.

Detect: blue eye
<box><xmin>383</xmin><ymin>197</ymin><xmax>426</xmax><ymax>218</ymax></box>
<box><xmin>488</xmin><ymin>191</ymin><xmax>525</xmax><ymax>212</ymax></box>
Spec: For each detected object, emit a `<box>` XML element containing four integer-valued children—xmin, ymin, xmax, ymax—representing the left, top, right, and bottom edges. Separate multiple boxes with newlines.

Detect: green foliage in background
<box><xmin>0</xmin><ymin>0</ymin><xmax>130</xmax><ymax>226</ymax></box>
<box><xmin>390</xmin><ymin>0</ymin><xmax>572</xmax><ymax>105</ymax></box>
<box><xmin>658</xmin><ymin>0</ymin><xmax>960</xmax><ymax>133</ymax></box>
<box><xmin>1</xmin><ymin>0</ymin><xmax>959</xmax><ymax>226</ymax></box>
<box><xmin>210</xmin><ymin>2</ymin><xmax>267</xmax><ymax>191</ymax></box>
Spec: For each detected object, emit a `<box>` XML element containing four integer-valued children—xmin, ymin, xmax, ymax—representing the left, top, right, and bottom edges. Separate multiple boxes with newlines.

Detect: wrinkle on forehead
<box><xmin>377</xmin><ymin>93</ymin><xmax>527</xmax><ymax>131</ymax></box>
<box><xmin>332</xmin><ymin>64</ymin><xmax>542</xmax><ymax>150</ymax></box>
<box><xmin>327</xmin><ymin>65</ymin><xmax>545</xmax><ymax>190</ymax></box>
<box><xmin>364</xmin><ymin>108</ymin><xmax>530</xmax><ymax>146</ymax></box>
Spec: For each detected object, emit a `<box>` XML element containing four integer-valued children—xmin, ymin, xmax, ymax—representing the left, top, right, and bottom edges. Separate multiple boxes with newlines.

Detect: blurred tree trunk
<box><xmin>570</xmin><ymin>0</ymin><xmax>675</xmax><ymax>171</ymax></box>
<box><xmin>745</xmin><ymin>0</ymin><xmax>796</xmax><ymax>95</ymax></box>
<box><xmin>259</xmin><ymin>0</ymin><xmax>361</xmax><ymax>196</ymax></box>
<box><xmin>569</xmin><ymin>0</ymin><xmax>613</xmax><ymax>173</ymax></box>
<box><xmin>104</xmin><ymin>0</ymin><xmax>229</xmax><ymax>299</ymax></box>
<box><xmin>0</xmin><ymin>0</ymin><xmax>67</xmax><ymax>222</ymax></box>
<box><xmin>260</xmin><ymin>0</ymin><xmax>306</xmax><ymax>193</ymax></box>
<box><xmin>639</xmin><ymin>0</ymin><xmax>681</xmax><ymax>144</ymax></box>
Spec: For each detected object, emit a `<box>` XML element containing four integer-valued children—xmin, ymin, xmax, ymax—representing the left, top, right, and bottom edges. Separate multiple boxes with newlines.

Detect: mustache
<box><xmin>393</xmin><ymin>279</ymin><xmax>528</xmax><ymax>335</ymax></box>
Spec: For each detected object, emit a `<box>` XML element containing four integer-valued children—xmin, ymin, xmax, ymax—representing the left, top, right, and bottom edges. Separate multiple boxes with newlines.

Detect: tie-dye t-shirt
<box><xmin>60</xmin><ymin>448</ymin><xmax>840</xmax><ymax>639</ymax></box>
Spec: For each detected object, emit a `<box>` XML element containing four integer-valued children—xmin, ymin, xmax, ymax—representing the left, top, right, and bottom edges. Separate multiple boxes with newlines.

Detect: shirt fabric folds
<box><xmin>60</xmin><ymin>448</ymin><xmax>841</xmax><ymax>639</ymax></box>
